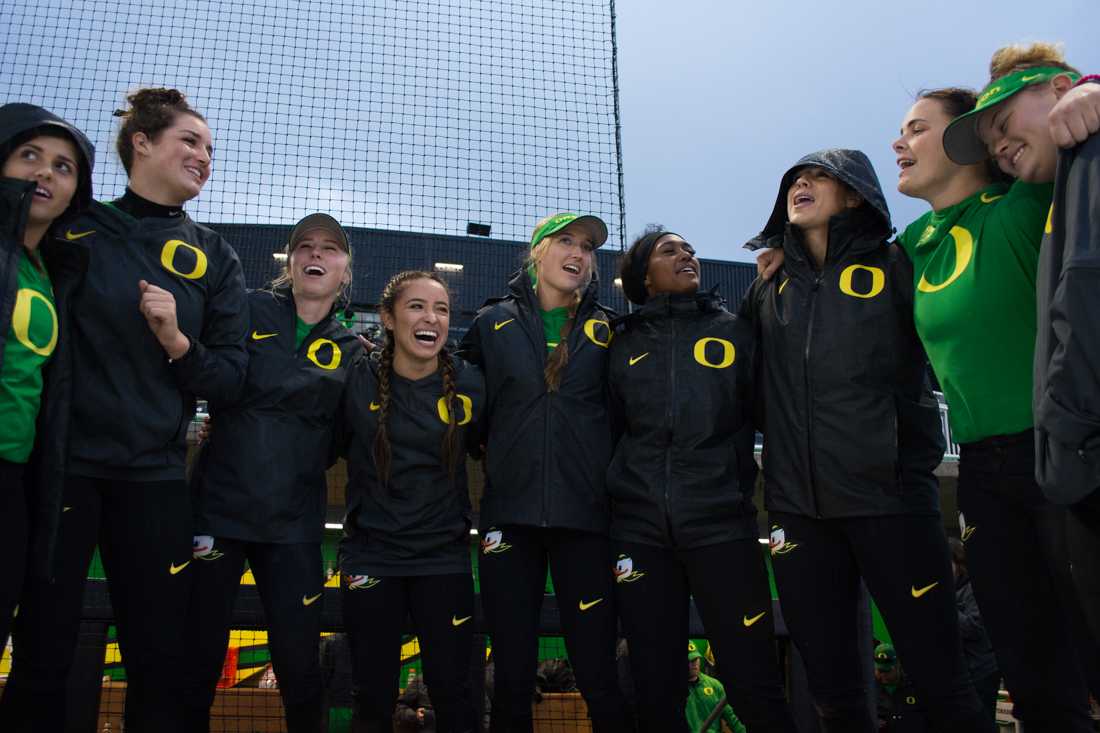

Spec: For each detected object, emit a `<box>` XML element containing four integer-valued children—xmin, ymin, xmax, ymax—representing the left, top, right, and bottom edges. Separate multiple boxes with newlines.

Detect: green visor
<box><xmin>944</xmin><ymin>66</ymin><xmax>1081</xmax><ymax>165</ymax></box>
<box><xmin>530</xmin><ymin>212</ymin><xmax>608</xmax><ymax>248</ymax></box>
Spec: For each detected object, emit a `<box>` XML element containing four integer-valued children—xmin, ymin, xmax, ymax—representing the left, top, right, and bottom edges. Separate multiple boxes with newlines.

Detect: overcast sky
<box><xmin>617</xmin><ymin>0</ymin><xmax>1098</xmax><ymax>261</ymax></box>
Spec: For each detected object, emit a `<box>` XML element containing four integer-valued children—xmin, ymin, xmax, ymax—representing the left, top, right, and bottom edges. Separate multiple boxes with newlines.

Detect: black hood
<box><xmin>745</xmin><ymin>148</ymin><xmax>891</xmax><ymax>250</ymax></box>
<box><xmin>0</xmin><ymin>103</ymin><xmax>95</xmax><ymax>221</ymax></box>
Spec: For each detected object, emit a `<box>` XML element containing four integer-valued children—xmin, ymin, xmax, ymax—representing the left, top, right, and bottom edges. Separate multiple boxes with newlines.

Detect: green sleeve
<box><xmin>989</xmin><ymin>180</ymin><xmax>1054</xmax><ymax>259</ymax></box>
<box><xmin>712</xmin><ymin>679</ymin><xmax>746</xmax><ymax>733</ymax></box>
<box><xmin>896</xmin><ymin>213</ymin><xmax>930</xmax><ymax>259</ymax></box>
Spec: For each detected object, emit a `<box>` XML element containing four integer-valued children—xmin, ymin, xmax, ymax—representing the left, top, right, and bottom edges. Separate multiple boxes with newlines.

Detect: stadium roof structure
<box><xmin>209</xmin><ymin>223</ymin><xmax>758</xmax><ymax>330</ymax></box>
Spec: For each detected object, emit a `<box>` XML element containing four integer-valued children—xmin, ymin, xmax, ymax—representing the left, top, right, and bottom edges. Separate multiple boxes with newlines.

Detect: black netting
<box><xmin>2</xmin><ymin>0</ymin><xmax>624</xmax><ymax>253</ymax></box>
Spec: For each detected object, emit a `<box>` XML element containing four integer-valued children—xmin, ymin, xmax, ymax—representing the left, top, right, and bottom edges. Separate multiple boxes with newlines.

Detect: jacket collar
<box><xmin>0</xmin><ymin>177</ymin><xmax>34</xmax><ymax>246</ymax></box>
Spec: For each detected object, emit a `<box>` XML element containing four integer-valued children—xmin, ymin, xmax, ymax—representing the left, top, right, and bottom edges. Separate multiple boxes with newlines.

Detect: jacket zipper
<box><xmin>804</xmin><ymin>273</ymin><xmax>823</xmax><ymax>517</ymax></box>
<box><xmin>664</xmin><ymin>318</ymin><xmax>677</xmax><ymax>545</ymax></box>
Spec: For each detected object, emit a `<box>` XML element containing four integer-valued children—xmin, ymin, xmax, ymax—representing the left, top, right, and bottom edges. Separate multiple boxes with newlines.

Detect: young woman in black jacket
<box><xmin>607</xmin><ymin>228</ymin><xmax>796</xmax><ymax>733</ymax></box>
<box><xmin>459</xmin><ymin>213</ymin><xmax>630</xmax><ymax>733</ymax></box>
<box><xmin>0</xmin><ymin>103</ymin><xmax>94</xmax><ymax>651</ymax></box>
<box><xmin>339</xmin><ymin>270</ymin><xmax>484</xmax><ymax>733</ymax></box>
<box><xmin>741</xmin><ymin>149</ymin><xmax>987</xmax><ymax>733</ymax></box>
<box><xmin>182</xmin><ymin>213</ymin><xmax>361</xmax><ymax>732</ymax></box>
<box><xmin>1</xmin><ymin>88</ymin><xmax>248</xmax><ymax>733</ymax></box>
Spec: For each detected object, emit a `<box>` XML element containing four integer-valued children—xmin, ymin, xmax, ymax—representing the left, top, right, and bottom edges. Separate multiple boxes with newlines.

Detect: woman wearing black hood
<box><xmin>0</xmin><ymin>103</ymin><xmax>94</xmax><ymax>650</ymax></box>
<box><xmin>741</xmin><ymin>149</ymin><xmax>988</xmax><ymax>732</ymax></box>
<box><xmin>607</xmin><ymin>229</ymin><xmax>795</xmax><ymax>733</ymax></box>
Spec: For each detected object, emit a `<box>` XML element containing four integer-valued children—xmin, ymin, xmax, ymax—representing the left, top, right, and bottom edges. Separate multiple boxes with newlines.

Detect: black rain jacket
<box><xmin>742</xmin><ymin>149</ymin><xmax>944</xmax><ymax>518</ymax></box>
<box><xmin>191</xmin><ymin>288</ymin><xmax>362</xmax><ymax>543</ymax></box>
<box><xmin>339</xmin><ymin>355</ymin><xmax>485</xmax><ymax>576</ymax></box>
<box><xmin>66</xmin><ymin>200</ymin><xmax>249</xmax><ymax>480</ymax></box>
<box><xmin>0</xmin><ymin>103</ymin><xmax>94</xmax><ymax>578</ymax></box>
<box><xmin>1034</xmin><ymin>130</ymin><xmax>1100</xmax><ymax>505</ymax></box>
<box><xmin>606</xmin><ymin>291</ymin><xmax>758</xmax><ymax>549</ymax></box>
<box><xmin>459</xmin><ymin>271</ymin><xmax>616</xmax><ymax>534</ymax></box>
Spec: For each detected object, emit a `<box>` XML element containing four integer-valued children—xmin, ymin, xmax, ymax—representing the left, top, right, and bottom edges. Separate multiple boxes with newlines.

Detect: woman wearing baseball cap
<box><xmin>606</xmin><ymin>227</ymin><xmax>795</xmax><ymax>732</ymax></box>
<box><xmin>935</xmin><ymin>43</ymin><xmax>1100</xmax><ymax>729</ymax></box>
<box><xmin>1</xmin><ymin>88</ymin><xmax>249</xmax><ymax>732</ymax></box>
<box><xmin>742</xmin><ymin>148</ymin><xmax>989</xmax><ymax>732</ymax></box>
<box><xmin>181</xmin><ymin>213</ymin><xmax>361</xmax><ymax>732</ymax></box>
<box><xmin>459</xmin><ymin>213</ymin><xmax>631</xmax><ymax>732</ymax></box>
<box><xmin>0</xmin><ymin>103</ymin><xmax>94</xmax><ymax>652</ymax></box>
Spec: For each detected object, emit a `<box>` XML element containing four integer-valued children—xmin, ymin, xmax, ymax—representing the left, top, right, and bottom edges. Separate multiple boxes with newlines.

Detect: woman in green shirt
<box><xmin>0</xmin><ymin>103</ymin><xmax>93</xmax><ymax>651</ymax></box>
<box><xmin>890</xmin><ymin>58</ymin><xmax>1100</xmax><ymax>730</ymax></box>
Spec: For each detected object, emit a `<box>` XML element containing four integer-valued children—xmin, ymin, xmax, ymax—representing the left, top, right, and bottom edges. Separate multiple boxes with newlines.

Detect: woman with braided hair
<box><xmin>0</xmin><ymin>87</ymin><xmax>248</xmax><ymax>732</ymax></box>
<box><xmin>338</xmin><ymin>270</ymin><xmax>484</xmax><ymax>733</ymax></box>
<box><xmin>458</xmin><ymin>213</ymin><xmax>631</xmax><ymax>733</ymax></box>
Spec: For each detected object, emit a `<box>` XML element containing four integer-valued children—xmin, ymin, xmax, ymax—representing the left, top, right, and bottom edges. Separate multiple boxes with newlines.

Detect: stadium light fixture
<box><xmin>613</xmin><ymin>277</ymin><xmax>622</xmax><ymax>287</ymax></box>
<box><xmin>273</xmin><ymin>252</ymin><xmax>287</xmax><ymax>262</ymax></box>
<box><xmin>434</xmin><ymin>262</ymin><xmax>464</xmax><ymax>272</ymax></box>
<box><xmin>467</xmin><ymin>222</ymin><xmax>491</xmax><ymax>237</ymax></box>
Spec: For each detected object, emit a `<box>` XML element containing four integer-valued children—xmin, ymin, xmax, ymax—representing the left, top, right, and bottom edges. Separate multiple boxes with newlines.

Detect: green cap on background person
<box><xmin>874</xmin><ymin>643</ymin><xmax>898</xmax><ymax>670</ymax></box>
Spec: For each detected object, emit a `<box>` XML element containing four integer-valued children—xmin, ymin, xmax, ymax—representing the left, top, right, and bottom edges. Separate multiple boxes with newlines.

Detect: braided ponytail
<box><xmin>372</xmin><ymin>337</ymin><xmax>396</xmax><ymax>486</ymax></box>
<box><xmin>438</xmin><ymin>347</ymin><xmax>461</xmax><ymax>482</ymax></box>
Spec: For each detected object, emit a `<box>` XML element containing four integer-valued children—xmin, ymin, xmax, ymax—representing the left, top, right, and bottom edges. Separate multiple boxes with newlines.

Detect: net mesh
<box><xmin>2</xmin><ymin>0</ymin><xmax>625</xmax><ymax>248</ymax></box>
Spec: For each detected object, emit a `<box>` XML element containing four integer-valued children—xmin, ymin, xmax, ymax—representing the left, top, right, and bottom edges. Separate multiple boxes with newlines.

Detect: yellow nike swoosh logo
<box><xmin>979</xmin><ymin>192</ymin><xmax>1003</xmax><ymax>204</ymax></box>
<box><xmin>169</xmin><ymin>561</ymin><xmax>190</xmax><ymax>575</ymax></box>
<box><xmin>62</xmin><ymin>506</ymin><xmax>73</xmax><ymax>513</ymax></box>
<box><xmin>911</xmin><ymin>582</ymin><xmax>939</xmax><ymax>598</ymax></box>
<box><xmin>251</xmin><ymin>331</ymin><xmax>278</xmax><ymax>340</ymax></box>
<box><xmin>743</xmin><ymin>611</ymin><xmax>766</xmax><ymax>627</ymax></box>
<box><xmin>1020</xmin><ymin>74</ymin><xmax>1042</xmax><ymax>82</ymax></box>
<box><xmin>65</xmin><ymin>229</ymin><xmax>95</xmax><ymax>241</ymax></box>
<box><xmin>452</xmin><ymin>615</ymin><xmax>472</xmax><ymax>626</ymax></box>
<box><xmin>578</xmin><ymin>598</ymin><xmax>604</xmax><ymax>611</ymax></box>
<box><xmin>302</xmin><ymin>593</ymin><xmax>322</xmax><ymax>606</ymax></box>
<box><xmin>493</xmin><ymin>319</ymin><xmax>514</xmax><ymax>331</ymax></box>
<box><xmin>628</xmin><ymin>353</ymin><xmax>649</xmax><ymax>366</ymax></box>
<box><xmin>369</xmin><ymin>401</ymin><xmax>380</xmax><ymax>411</ymax></box>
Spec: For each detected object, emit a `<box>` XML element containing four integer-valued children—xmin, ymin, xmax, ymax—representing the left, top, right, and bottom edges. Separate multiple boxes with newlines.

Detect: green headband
<box><xmin>944</xmin><ymin>66</ymin><xmax>1081</xmax><ymax>165</ymax></box>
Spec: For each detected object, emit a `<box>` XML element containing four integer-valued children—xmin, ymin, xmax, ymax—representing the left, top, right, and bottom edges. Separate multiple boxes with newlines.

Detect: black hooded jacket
<box><xmin>459</xmin><ymin>271</ymin><xmax>616</xmax><ymax>534</ymax></box>
<box><xmin>0</xmin><ymin>103</ymin><xmax>95</xmax><ymax>578</ymax></box>
<box><xmin>191</xmin><ymin>288</ymin><xmax>362</xmax><ymax>544</ymax></box>
<box><xmin>742</xmin><ymin>149</ymin><xmax>944</xmax><ymax>518</ymax></box>
<box><xmin>606</xmin><ymin>291</ymin><xmax>758</xmax><ymax>549</ymax></box>
<box><xmin>65</xmin><ymin>196</ymin><xmax>249</xmax><ymax>481</ymax></box>
<box><xmin>338</xmin><ymin>354</ymin><xmax>485</xmax><ymax>576</ymax></box>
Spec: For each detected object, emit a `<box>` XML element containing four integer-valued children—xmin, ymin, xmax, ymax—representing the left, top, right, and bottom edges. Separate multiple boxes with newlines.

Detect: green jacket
<box><xmin>685</xmin><ymin>673</ymin><xmax>745</xmax><ymax>733</ymax></box>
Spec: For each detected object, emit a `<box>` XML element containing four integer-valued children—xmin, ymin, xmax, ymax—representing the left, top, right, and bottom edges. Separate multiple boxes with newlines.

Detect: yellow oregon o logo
<box><xmin>693</xmin><ymin>337</ymin><xmax>735</xmax><ymax>369</ymax></box>
<box><xmin>838</xmin><ymin>264</ymin><xmax>885</xmax><ymax>299</ymax></box>
<box><xmin>12</xmin><ymin>289</ymin><xmax>58</xmax><ymax>357</ymax></box>
<box><xmin>306</xmin><ymin>338</ymin><xmax>341</xmax><ymax>370</ymax></box>
<box><xmin>583</xmin><ymin>318</ymin><xmax>612</xmax><ymax>348</ymax></box>
<box><xmin>906</xmin><ymin>696</ymin><xmax>917</xmax><ymax>705</ymax></box>
<box><xmin>160</xmin><ymin>239</ymin><xmax>208</xmax><ymax>280</ymax></box>
<box><xmin>917</xmin><ymin>226</ymin><xmax>973</xmax><ymax>293</ymax></box>
<box><xmin>436</xmin><ymin>394</ymin><xmax>474</xmax><ymax>426</ymax></box>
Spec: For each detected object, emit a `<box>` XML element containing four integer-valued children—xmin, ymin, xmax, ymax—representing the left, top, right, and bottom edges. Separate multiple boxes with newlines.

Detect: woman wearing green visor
<box><xmin>937</xmin><ymin>43</ymin><xmax>1100</xmax><ymax>730</ymax></box>
<box><xmin>459</xmin><ymin>213</ymin><xmax>630</xmax><ymax>733</ymax></box>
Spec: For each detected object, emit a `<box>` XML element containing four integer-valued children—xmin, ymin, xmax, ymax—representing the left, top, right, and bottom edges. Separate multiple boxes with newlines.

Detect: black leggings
<box><xmin>182</xmin><ymin>537</ymin><xmax>324</xmax><ymax>733</ymax></box>
<box><xmin>0</xmin><ymin>460</ymin><xmax>29</xmax><ymax>651</ymax></box>
<box><xmin>1068</xmin><ymin>489</ymin><xmax>1100</xmax><ymax>652</ymax></box>
<box><xmin>957</xmin><ymin>432</ymin><xmax>1096</xmax><ymax>731</ymax></box>
<box><xmin>770</xmin><ymin>511</ymin><xmax>989</xmax><ymax>733</ymax></box>
<box><xmin>477</xmin><ymin>526</ymin><xmax>630</xmax><ymax>733</ymax></box>
<box><xmin>612</xmin><ymin>538</ymin><xmax>795</xmax><ymax>733</ymax></box>
<box><xmin>0</xmin><ymin>475</ymin><xmax>195</xmax><ymax>733</ymax></box>
<box><xmin>341</xmin><ymin>572</ymin><xmax>476</xmax><ymax>733</ymax></box>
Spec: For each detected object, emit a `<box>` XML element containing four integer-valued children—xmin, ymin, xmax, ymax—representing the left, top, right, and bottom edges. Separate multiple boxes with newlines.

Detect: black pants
<box><xmin>0</xmin><ymin>459</ymin><xmax>29</xmax><ymax>650</ymax></box>
<box><xmin>1067</xmin><ymin>489</ymin><xmax>1100</xmax><ymax>654</ymax></box>
<box><xmin>612</xmin><ymin>539</ymin><xmax>795</xmax><ymax>733</ymax></box>
<box><xmin>0</xmin><ymin>475</ymin><xmax>194</xmax><ymax>733</ymax></box>
<box><xmin>182</xmin><ymin>537</ymin><xmax>324</xmax><ymax>733</ymax></box>
<box><xmin>477</xmin><ymin>526</ymin><xmax>630</xmax><ymax>733</ymax></box>
<box><xmin>957</xmin><ymin>431</ymin><xmax>1094</xmax><ymax>731</ymax></box>
<box><xmin>770</xmin><ymin>512</ymin><xmax>989</xmax><ymax>733</ymax></box>
<box><xmin>341</xmin><ymin>572</ymin><xmax>476</xmax><ymax>733</ymax></box>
